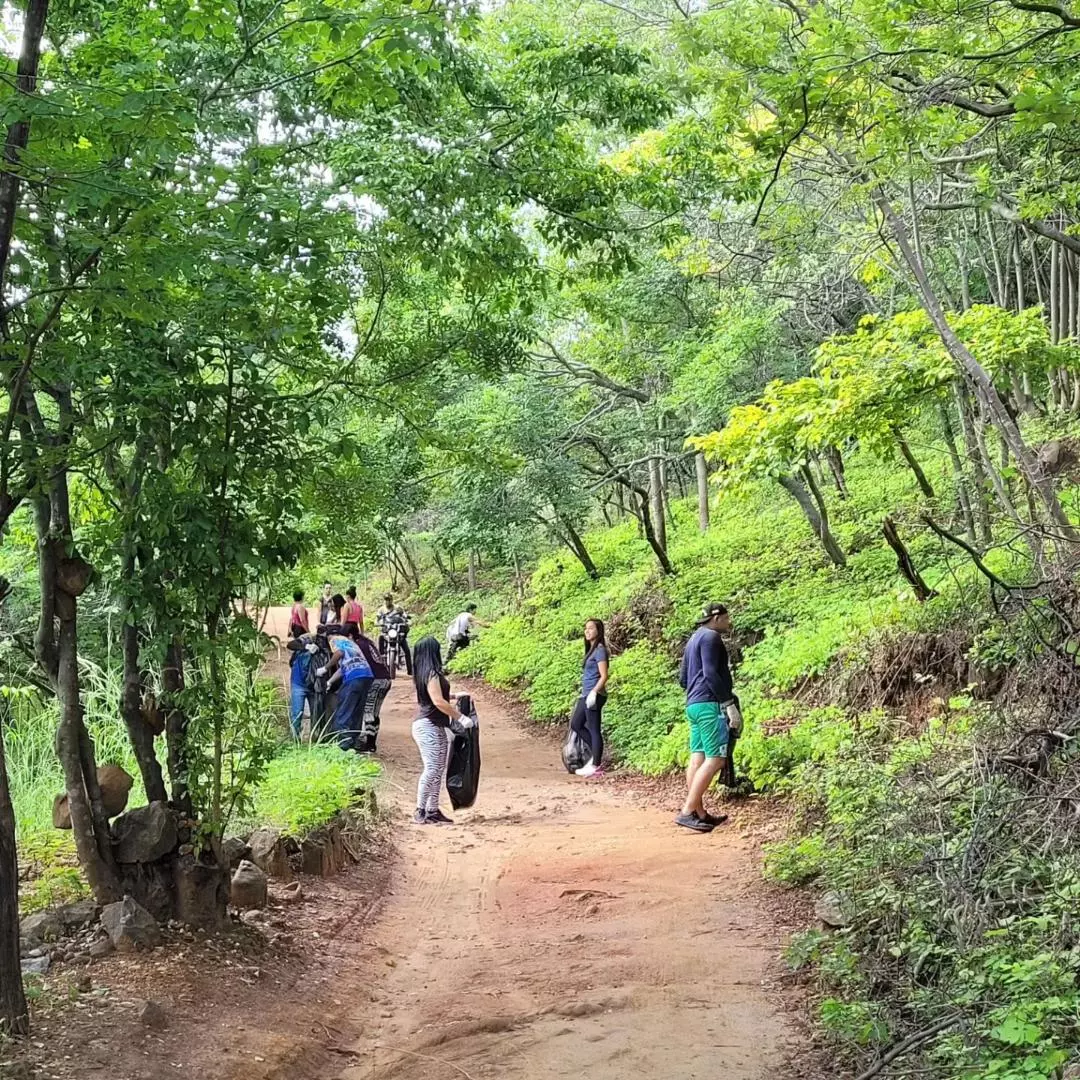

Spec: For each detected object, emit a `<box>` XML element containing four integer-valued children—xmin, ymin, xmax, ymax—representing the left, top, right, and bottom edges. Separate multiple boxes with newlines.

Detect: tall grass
<box><xmin>4</xmin><ymin>659</ymin><xmax>145</xmax><ymax>848</ymax></box>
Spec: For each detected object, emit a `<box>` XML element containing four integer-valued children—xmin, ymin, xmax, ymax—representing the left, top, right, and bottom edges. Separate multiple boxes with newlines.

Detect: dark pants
<box><xmin>332</xmin><ymin>677</ymin><xmax>372</xmax><ymax>751</ymax></box>
<box><xmin>360</xmin><ymin>678</ymin><xmax>391</xmax><ymax>751</ymax></box>
<box><xmin>570</xmin><ymin>692</ymin><xmax>606</xmax><ymax>767</ymax></box>
<box><xmin>447</xmin><ymin>634</ymin><xmax>470</xmax><ymax>661</ymax></box>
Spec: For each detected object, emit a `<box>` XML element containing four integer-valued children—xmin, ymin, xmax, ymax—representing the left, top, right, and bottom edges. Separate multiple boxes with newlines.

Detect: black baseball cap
<box><xmin>697</xmin><ymin>602</ymin><xmax>728</xmax><ymax>625</ymax></box>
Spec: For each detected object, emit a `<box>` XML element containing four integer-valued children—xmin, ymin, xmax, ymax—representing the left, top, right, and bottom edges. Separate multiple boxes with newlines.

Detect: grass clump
<box><xmin>234</xmin><ymin>744</ymin><xmax>381</xmax><ymax>839</ymax></box>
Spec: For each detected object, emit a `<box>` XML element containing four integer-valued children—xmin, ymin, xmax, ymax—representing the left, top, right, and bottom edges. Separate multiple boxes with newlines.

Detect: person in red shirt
<box><xmin>343</xmin><ymin>586</ymin><xmax>364</xmax><ymax>631</ymax></box>
<box><xmin>289</xmin><ymin>590</ymin><xmax>310</xmax><ymax>635</ymax></box>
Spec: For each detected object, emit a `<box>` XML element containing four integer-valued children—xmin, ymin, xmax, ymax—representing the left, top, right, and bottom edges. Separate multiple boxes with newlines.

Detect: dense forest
<box><xmin>6</xmin><ymin>0</ymin><xmax>1080</xmax><ymax>1075</ymax></box>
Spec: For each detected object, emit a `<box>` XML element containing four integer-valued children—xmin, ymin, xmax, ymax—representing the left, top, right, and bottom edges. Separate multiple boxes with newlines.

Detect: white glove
<box><xmin>460</xmin><ymin>716</ymin><xmax>476</xmax><ymax>730</ymax></box>
<box><xmin>315</xmin><ymin>666</ymin><xmax>327</xmax><ymax>678</ymax></box>
<box><xmin>305</xmin><ymin>643</ymin><xmax>318</xmax><ymax>654</ymax></box>
<box><xmin>725</xmin><ymin>702</ymin><xmax>743</xmax><ymax>735</ymax></box>
<box><xmin>585</xmin><ymin>691</ymin><xmax>597</xmax><ymax>710</ymax></box>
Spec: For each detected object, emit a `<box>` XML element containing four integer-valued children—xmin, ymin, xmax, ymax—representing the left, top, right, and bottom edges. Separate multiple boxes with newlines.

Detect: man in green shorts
<box><xmin>676</xmin><ymin>602</ymin><xmax>740</xmax><ymax>833</ymax></box>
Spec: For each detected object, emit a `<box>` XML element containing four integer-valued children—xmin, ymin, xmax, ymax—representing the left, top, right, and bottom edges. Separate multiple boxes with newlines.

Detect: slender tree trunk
<box><xmin>556</xmin><ymin>513</ymin><xmax>599</xmax><ymax>580</ymax></box>
<box><xmin>825</xmin><ymin>446</ymin><xmax>848</xmax><ymax>498</ymax></box>
<box><xmin>893</xmin><ymin>428</ymin><xmax>935</xmax><ymax>499</ymax></box>
<box><xmin>467</xmin><ymin>550</ymin><xmax>477</xmax><ymax>591</ymax></box>
<box><xmin>695</xmin><ymin>452</ymin><xmax>710</xmax><ymax>531</ymax></box>
<box><xmin>648</xmin><ymin>455</ymin><xmax>667</xmax><ymax>554</ymax></box>
<box><xmin>877</xmin><ymin>192</ymin><xmax>1078</xmax><ymax>551</ymax></box>
<box><xmin>938</xmin><ymin>403</ymin><xmax>977</xmax><ymax>545</ymax></box>
<box><xmin>399</xmin><ymin>542</ymin><xmax>421</xmax><ymax>588</ymax></box>
<box><xmin>882</xmin><ymin>516</ymin><xmax>936</xmax><ymax>602</ymax></box>
<box><xmin>955</xmin><ymin>385</ymin><xmax>993</xmax><ymax>546</ymax></box>
<box><xmin>635</xmin><ymin>489</ymin><xmax>675</xmax><ymax>575</ymax></box>
<box><xmin>0</xmin><ymin>718</ymin><xmax>28</xmax><ymax>1036</ymax></box>
<box><xmin>777</xmin><ymin>473</ymin><xmax>846</xmax><ymax>568</ymax></box>
<box><xmin>163</xmin><ymin>635</ymin><xmax>192</xmax><ymax>817</ymax></box>
<box><xmin>511</xmin><ymin>549</ymin><xmax>525</xmax><ymax>599</ymax></box>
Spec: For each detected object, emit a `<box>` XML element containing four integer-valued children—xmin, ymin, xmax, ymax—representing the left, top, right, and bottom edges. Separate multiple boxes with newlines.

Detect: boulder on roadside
<box><xmin>87</xmin><ymin>935</ymin><xmax>113</xmax><ymax>959</ymax></box>
<box><xmin>20</xmin><ymin>910</ymin><xmax>65</xmax><ymax>946</ymax></box>
<box><xmin>111</xmin><ymin>801</ymin><xmax>177</xmax><ymax>864</ymax></box>
<box><xmin>248</xmin><ymin>826</ymin><xmax>291</xmax><ymax>881</ymax></box>
<box><xmin>21</xmin><ymin>955</ymin><xmax>51</xmax><ymax>976</ymax></box>
<box><xmin>222</xmin><ymin>836</ymin><xmax>251</xmax><ymax>871</ymax></box>
<box><xmin>100</xmin><ymin>896</ymin><xmax>161</xmax><ymax>953</ymax></box>
<box><xmin>815</xmin><ymin>890</ymin><xmax>852</xmax><ymax>929</ymax></box>
<box><xmin>53</xmin><ymin>765</ymin><xmax>134</xmax><ymax>829</ymax></box>
<box><xmin>56</xmin><ymin>899</ymin><xmax>100</xmax><ymax>931</ymax></box>
<box><xmin>231</xmin><ymin>860</ymin><xmax>268</xmax><ymax>910</ymax></box>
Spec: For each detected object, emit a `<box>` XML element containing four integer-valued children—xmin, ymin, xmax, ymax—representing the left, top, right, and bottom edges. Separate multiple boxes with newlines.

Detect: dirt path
<box><xmin>326</xmin><ymin>677</ymin><xmax>792</xmax><ymax>1080</ymax></box>
<box><xmin>16</xmin><ymin>649</ymin><xmax>796</xmax><ymax>1080</ymax></box>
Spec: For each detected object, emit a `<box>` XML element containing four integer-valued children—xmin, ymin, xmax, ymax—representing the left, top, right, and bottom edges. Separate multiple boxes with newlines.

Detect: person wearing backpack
<box><xmin>676</xmin><ymin>602</ymin><xmax>743</xmax><ymax>833</ymax></box>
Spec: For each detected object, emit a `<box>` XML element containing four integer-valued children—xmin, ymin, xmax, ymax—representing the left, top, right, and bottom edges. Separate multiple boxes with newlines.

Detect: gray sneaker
<box><xmin>675</xmin><ymin>812</ymin><xmax>714</xmax><ymax>833</ymax></box>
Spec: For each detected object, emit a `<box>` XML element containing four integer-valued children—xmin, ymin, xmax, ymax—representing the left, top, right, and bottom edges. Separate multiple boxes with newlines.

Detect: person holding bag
<box><xmin>411</xmin><ymin>636</ymin><xmax>474</xmax><ymax>825</ymax></box>
<box><xmin>568</xmin><ymin>619</ymin><xmax>609</xmax><ymax>778</ymax></box>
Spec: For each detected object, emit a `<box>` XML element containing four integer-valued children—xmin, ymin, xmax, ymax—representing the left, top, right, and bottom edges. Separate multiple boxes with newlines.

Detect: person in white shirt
<box><xmin>447</xmin><ymin>604</ymin><xmax>486</xmax><ymax>660</ymax></box>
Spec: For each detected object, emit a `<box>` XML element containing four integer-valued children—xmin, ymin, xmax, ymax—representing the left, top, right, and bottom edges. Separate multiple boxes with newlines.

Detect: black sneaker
<box><xmin>675</xmin><ymin>812</ymin><xmax>714</xmax><ymax>833</ymax></box>
<box><xmin>413</xmin><ymin>809</ymin><xmax>430</xmax><ymax>825</ymax></box>
<box><xmin>700</xmin><ymin>811</ymin><xmax>728</xmax><ymax>827</ymax></box>
<box><xmin>426</xmin><ymin>809</ymin><xmax>454</xmax><ymax>826</ymax></box>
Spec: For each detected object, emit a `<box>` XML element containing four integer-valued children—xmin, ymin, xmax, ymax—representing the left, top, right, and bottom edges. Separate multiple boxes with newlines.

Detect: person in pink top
<box><xmin>344</xmin><ymin>585</ymin><xmax>364</xmax><ymax>631</ymax></box>
<box><xmin>289</xmin><ymin>590</ymin><xmax>310</xmax><ymax>635</ymax></box>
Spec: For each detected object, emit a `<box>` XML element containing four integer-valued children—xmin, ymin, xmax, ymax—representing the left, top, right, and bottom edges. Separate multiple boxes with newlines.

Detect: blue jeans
<box><xmin>331</xmin><ymin>677</ymin><xmax>371</xmax><ymax>750</ymax></box>
<box><xmin>289</xmin><ymin>682</ymin><xmax>311</xmax><ymax>739</ymax></box>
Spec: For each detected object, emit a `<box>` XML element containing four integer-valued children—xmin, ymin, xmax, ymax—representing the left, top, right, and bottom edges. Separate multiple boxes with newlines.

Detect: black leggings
<box><xmin>569</xmin><ymin>693</ymin><xmax>606</xmax><ymax>766</ymax></box>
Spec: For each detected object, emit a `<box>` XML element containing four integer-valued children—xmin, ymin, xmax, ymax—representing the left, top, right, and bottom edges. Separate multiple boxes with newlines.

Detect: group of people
<box><xmin>286</xmin><ymin>585</ymin><xmax>405</xmax><ymax>754</ymax></box>
<box><xmin>286</xmin><ymin>584</ymin><xmax>742</xmax><ymax>834</ymax></box>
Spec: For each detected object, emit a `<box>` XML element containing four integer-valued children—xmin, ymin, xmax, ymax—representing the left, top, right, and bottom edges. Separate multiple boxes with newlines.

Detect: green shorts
<box><xmin>686</xmin><ymin>701</ymin><xmax>728</xmax><ymax>759</ymax></box>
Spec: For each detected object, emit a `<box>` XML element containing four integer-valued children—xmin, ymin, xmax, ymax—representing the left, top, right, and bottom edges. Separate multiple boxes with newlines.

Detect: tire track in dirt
<box><xmin>330</xmin><ymin>675</ymin><xmax>793</xmax><ymax>1080</ymax></box>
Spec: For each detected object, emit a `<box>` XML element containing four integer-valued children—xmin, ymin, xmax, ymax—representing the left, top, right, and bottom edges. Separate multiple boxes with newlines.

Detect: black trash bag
<box><xmin>446</xmin><ymin>695</ymin><xmax>481</xmax><ymax>810</ymax></box>
<box><xmin>561</xmin><ymin>728</ymin><xmax>591</xmax><ymax>774</ymax></box>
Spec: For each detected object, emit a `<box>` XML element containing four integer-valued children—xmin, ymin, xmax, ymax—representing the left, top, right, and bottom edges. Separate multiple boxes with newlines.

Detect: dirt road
<box><xmin>18</xmin><ymin>634</ymin><xmax>796</xmax><ymax>1080</ymax></box>
<box><xmin>327</xmin><ymin>676</ymin><xmax>792</xmax><ymax>1080</ymax></box>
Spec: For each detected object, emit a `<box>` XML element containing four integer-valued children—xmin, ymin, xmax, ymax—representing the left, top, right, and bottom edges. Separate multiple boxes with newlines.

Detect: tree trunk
<box><xmin>635</xmin><ymin>489</ymin><xmax>675</xmax><ymax>575</ymax></box>
<box><xmin>120</xmin><ymin>555</ymin><xmax>166</xmax><ymax>804</ymax></box>
<box><xmin>648</xmin><ymin>455</ymin><xmax>667</xmax><ymax>555</ymax></box>
<box><xmin>36</xmin><ymin>479</ymin><xmax>121</xmax><ymax>904</ymax></box>
<box><xmin>511</xmin><ymin>549</ymin><xmax>525</xmax><ymax>599</ymax></box>
<box><xmin>0</xmin><ymin>719</ymin><xmax>28</xmax><ymax>1036</ymax></box>
<box><xmin>777</xmin><ymin>473</ymin><xmax>846</xmax><ymax>568</ymax></box>
<box><xmin>954</xmin><ymin>385</ymin><xmax>993</xmax><ymax>545</ymax></box>
<box><xmin>893</xmin><ymin>428</ymin><xmax>935</xmax><ymax>499</ymax></box>
<box><xmin>882</xmin><ymin>516</ymin><xmax>936</xmax><ymax>602</ymax></box>
<box><xmin>825</xmin><ymin>446</ymin><xmax>848</xmax><ymax>498</ymax></box>
<box><xmin>163</xmin><ymin>636</ymin><xmax>192</xmax><ymax>818</ymax></box>
<box><xmin>556</xmin><ymin>513</ymin><xmax>600</xmax><ymax>580</ymax></box>
<box><xmin>399</xmin><ymin>542</ymin><xmax>420</xmax><ymax>588</ymax></box>
<box><xmin>467</xmin><ymin>550</ymin><xmax>477</xmax><ymax>591</ymax></box>
<box><xmin>695</xmin><ymin>452</ymin><xmax>710</xmax><ymax>531</ymax></box>
<box><xmin>938</xmin><ymin>403</ymin><xmax>977</xmax><ymax>546</ymax></box>
<box><xmin>877</xmin><ymin>192</ymin><xmax>1079</xmax><ymax>552</ymax></box>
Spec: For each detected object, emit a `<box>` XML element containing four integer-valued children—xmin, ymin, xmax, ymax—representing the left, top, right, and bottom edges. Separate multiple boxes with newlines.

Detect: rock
<box><xmin>222</xmin><ymin>836</ymin><xmax>251</xmax><ymax>870</ymax></box>
<box><xmin>281</xmin><ymin>881</ymin><xmax>304</xmax><ymax>904</ymax></box>
<box><xmin>20</xmin><ymin>910</ymin><xmax>64</xmax><ymax>945</ymax></box>
<box><xmin>21</xmin><ymin>955</ymin><xmax>50</xmax><ymax>975</ymax></box>
<box><xmin>56</xmin><ymin>899</ymin><xmax>100</xmax><ymax>931</ymax></box>
<box><xmin>172</xmin><ymin>853</ymin><xmax>229</xmax><ymax>931</ymax></box>
<box><xmin>815</xmin><ymin>890</ymin><xmax>852</xmax><ymax>928</ymax></box>
<box><xmin>112</xmin><ymin>801</ymin><xmax>177</xmax><ymax>864</ymax></box>
<box><xmin>138</xmin><ymin>999</ymin><xmax>168</xmax><ymax>1030</ymax></box>
<box><xmin>248</xmin><ymin>826</ymin><xmax>291</xmax><ymax>881</ymax></box>
<box><xmin>53</xmin><ymin>765</ymin><xmax>134</xmax><ymax>829</ymax></box>
<box><xmin>231</xmin><ymin>860</ymin><xmax>268</xmax><ymax>910</ymax></box>
<box><xmin>100</xmin><ymin>896</ymin><xmax>161</xmax><ymax>953</ymax></box>
<box><xmin>87</xmin><ymin>935</ymin><xmax>113</xmax><ymax>959</ymax></box>
<box><xmin>73</xmin><ymin>973</ymin><xmax>92</xmax><ymax>994</ymax></box>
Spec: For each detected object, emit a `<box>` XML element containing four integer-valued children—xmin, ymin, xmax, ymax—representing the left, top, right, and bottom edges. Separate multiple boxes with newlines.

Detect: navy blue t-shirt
<box><xmin>582</xmin><ymin>645</ymin><xmax>609</xmax><ymax>695</ymax></box>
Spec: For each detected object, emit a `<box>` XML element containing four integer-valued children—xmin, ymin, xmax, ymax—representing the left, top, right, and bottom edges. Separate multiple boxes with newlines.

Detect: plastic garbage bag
<box><xmin>561</xmin><ymin>729</ymin><xmax>591</xmax><ymax>774</ymax></box>
<box><xmin>446</xmin><ymin>695</ymin><xmax>481</xmax><ymax>810</ymax></box>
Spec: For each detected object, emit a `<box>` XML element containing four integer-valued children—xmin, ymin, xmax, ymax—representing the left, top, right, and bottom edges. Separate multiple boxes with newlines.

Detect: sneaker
<box><xmin>426</xmin><ymin>809</ymin><xmax>454</xmax><ymax>826</ymax></box>
<box><xmin>413</xmin><ymin>809</ymin><xmax>430</xmax><ymax>825</ymax></box>
<box><xmin>575</xmin><ymin>762</ymin><xmax>600</xmax><ymax>778</ymax></box>
<box><xmin>675</xmin><ymin>812</ymin><xmax>714</xmax><ymax>833</ymax></box>
<box><xmin>699</xmin><ymin>811</ymin><xmax>728</xmax><ymax>827</ymax></box>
